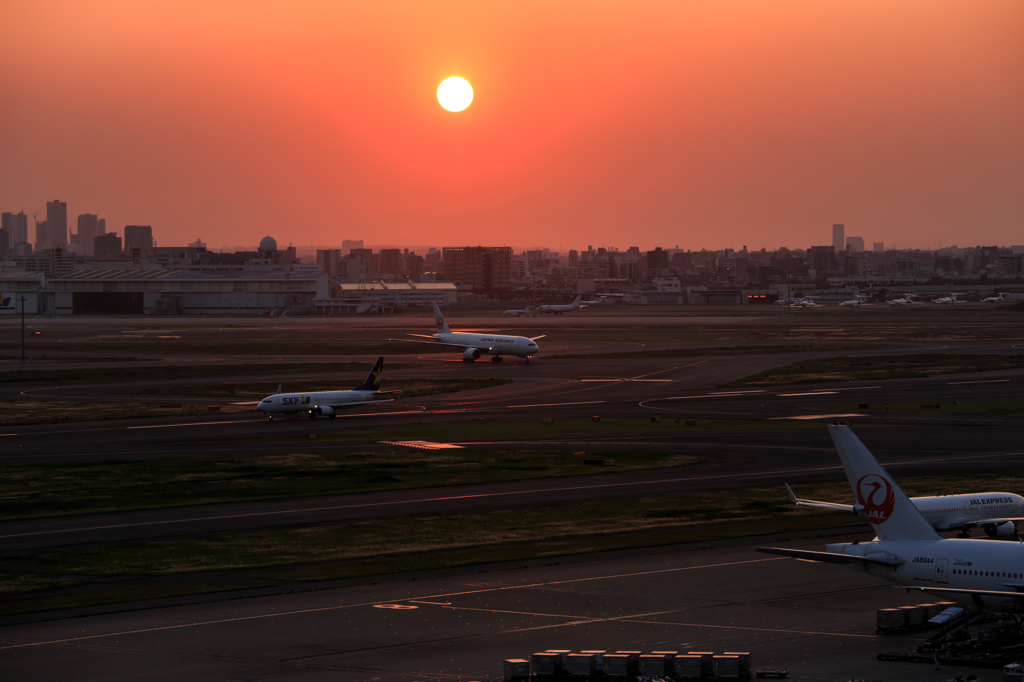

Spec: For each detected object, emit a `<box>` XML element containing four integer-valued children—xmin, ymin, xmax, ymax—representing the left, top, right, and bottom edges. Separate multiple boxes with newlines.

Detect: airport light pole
<box><xmin>19</xmin><ymin>295</ymin><xmax>26</xmax><ymax>362</ymax></box>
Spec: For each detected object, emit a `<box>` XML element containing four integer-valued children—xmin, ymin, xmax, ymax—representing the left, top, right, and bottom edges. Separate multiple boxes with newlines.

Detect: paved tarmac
<box><xmin>0</xmin><ymin>533</ymin><xmax>995</xmax><ymax>682</ymax></box>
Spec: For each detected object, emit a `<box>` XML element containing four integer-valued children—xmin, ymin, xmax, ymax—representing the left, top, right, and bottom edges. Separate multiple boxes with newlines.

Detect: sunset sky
<box><xmin>3</xmin><ymin>1</ymin><xmax>1022</xmax><ymax>252</ymax></box>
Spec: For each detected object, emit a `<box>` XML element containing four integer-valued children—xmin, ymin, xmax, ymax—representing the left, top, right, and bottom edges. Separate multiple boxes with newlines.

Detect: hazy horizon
<box><xmin>4</xmin><ymin>1</ymin><xmax>1022</xmax><ymax>252</ymax></box>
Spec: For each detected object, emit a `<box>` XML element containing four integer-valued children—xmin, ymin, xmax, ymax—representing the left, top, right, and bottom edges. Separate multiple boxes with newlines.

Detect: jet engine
<box><xmin>984</xmin><ymin>521</ymin><xmax>1017</xmax><ymax>537</ymax></box>
<box><xmin>463</xmin><ymin>348</ymin><xmax>481</xmax><ymax>362</ymax></box>
<box><xmin>310</xmin><ymin>405</ymin><xmax>336</xmax><ymax>418</ymax></box>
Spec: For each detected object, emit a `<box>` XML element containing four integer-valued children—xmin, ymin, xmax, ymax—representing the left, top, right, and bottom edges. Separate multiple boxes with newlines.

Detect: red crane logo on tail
<box><xmin>856</xmin><ymin>474</ymin><xmax>896</xmax><ymax>523</ymax></box>
<box><xmin>435</xmin><ymin>315</ymin><xmax>444</xmax><ymax>331</ymax></box>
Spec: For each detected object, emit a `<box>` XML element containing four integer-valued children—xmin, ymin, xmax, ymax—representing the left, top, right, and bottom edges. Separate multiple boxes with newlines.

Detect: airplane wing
<box><xmin>941</xmin><ymin>516</ymin><xmax>1024</xmax><ymax>531</ymax></box>
<box><xmin>327</xmin><ymin>398</ymin><xmax>396</xmax><ymax>409</ymax></box>
<box><xmin>530</xmin><ymin>335</ymin><xmax>546</xmax><ymax>341</ymax></box>
<box><xmin>901</xmin><ymin>586</ymin><xmax>1024</xmax><ymax>605</ymax></box>
<box><xmin>756</xmin><ymin>546</ymin><xmax>904</xmax><ymax>567</ymax></box>
<box><xmin>784</xmin><ymin>483</ymin><xmax>863</xmax><ymax>515</ymax></box>
<box><xmin>392</xmin><ymin>336</ymin><xmax>494</xmax><ymax>352</ymax></box>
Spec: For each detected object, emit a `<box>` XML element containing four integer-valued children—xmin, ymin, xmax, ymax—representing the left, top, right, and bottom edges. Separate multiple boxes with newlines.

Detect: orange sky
<box><xmin>2</xmin><ymin>1</ymin><xmax>1022</xmax><ymax>252</ymax></box>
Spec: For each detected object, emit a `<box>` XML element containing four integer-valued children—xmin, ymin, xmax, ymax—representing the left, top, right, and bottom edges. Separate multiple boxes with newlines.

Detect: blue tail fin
<box><xmin>355</xmin><ymin>357</ymin><xmax>384</xmax><ymax>391</ymax></box>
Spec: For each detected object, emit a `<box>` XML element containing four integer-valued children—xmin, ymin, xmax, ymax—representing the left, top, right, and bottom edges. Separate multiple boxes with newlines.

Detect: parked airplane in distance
<box><xmin>503</xmin><ymin>305</ymin><xmax>533</xmax><ymax>317</ymax></box>
<box><xmin>403</xmin><ymin>303</ymin><xmax>543</xmax><ymax>362</ymax></box>
<box><xmin>256</xmin><ymin>357</ymin><xmax>399</xmax><ymax>420</ymax></box>
<box><xmin>538</xmin><ymin>294</ymin><xmax>583</xmax><ymax>314</ymax></box>
<box><xmin>838</xmin><ymin>295</ymin><xmax>868</xmax><ymax>308</ymax></box>
<box><xmin>983</xmin><ymin>293</ymin><xmax>1006</xmax><ymax>304</ymax></box>
<box><xmin>888</xmin><ymin>293</ymin><xmax>916</xmax><ymax>307</ymax></box>
<box><xmin>933</xmin><ymin>293</ymin><xmax>962</xmax><ymax>304</ymax></box>
<box><xmin>583</xmin><ymin>296</ymin><xmax>607</xmax><ymax>306</ymax></box>
<box><xmin>758</xmin><ymin>425</ymin><xmax>1024</xmax><ymax>613</ymax></box>
<box><xmin>784</xmin><ymin>483</ymin><xmax>1024</xmax><ymax>537</ymax></box>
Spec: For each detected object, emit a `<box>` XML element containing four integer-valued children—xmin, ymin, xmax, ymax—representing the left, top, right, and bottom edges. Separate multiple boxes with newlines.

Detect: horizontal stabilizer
<box><xmin>756</xmin><ymin>546</ymin><xmax>904</xmax><ymax>567</ymax></box>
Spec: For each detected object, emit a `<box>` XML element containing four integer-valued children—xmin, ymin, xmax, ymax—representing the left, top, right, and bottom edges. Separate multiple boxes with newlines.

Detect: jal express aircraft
<box><xmin>785</xmin><ymin>483</ymin><xmax>1024</xmax><ymax>537</ymax></box>
<box><xmin>256</xmin><ymin>357</ymin><xmax>399</xmax><ymax>419</ymax></box>
<box><xmin>759</xmin><ymin>425</ymin><xmax>1024</xmax><ymax>614</ymax></box>
<box><xmin>405</xmin><ymin>303</ymin><xmax>543</xmax><ymax>363</ymax></box>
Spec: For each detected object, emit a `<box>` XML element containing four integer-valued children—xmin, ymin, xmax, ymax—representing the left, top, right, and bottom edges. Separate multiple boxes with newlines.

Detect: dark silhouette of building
<box><xmin>443</xmin><ymin>246</ymin><xmax>512</xmax><ymax>294</ymax></box>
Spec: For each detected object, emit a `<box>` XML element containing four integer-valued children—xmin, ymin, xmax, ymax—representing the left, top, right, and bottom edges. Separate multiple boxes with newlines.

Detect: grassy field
<box><xmin>0</xmin><ymin>447</ymin><xmax>697</xmax><ymax>521</ymax></box>
<box><xmin>733</xmin><ymin>353</ymin><xmax>1024</xmax><ymax>386</ymax></box>
<box><xmin>4</xmin><ymin>471</ymin><xmax>1023</xmax><ymax>615</ymax></box>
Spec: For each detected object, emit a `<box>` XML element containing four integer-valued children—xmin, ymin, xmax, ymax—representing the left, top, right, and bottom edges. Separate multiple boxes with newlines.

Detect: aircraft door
<box><xmin>935</xmin><ymin>558</ymin><xmax>949</xmax><ymax>584</ymax></box>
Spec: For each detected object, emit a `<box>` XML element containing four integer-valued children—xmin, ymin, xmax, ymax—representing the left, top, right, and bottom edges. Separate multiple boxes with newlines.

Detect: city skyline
<box><xmin>3</xmin><ymin>2</ymin><xmax>1022</xmax><ymax>252</ymax></box>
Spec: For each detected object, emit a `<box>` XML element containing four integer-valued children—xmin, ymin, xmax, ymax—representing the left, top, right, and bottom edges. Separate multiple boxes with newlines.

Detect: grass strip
<box><xmin>0</xmin><ymin>448</ymin><xmax>697</xmax><ymax>521</ymax></box>
<box><xmin>732</xmin><ymin>353</ymin><xmax>1024</xmax><ymax>386</ymax></box>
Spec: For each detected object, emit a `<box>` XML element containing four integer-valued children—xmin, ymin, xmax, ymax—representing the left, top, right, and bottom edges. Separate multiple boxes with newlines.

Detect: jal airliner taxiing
<box><xmin>256</xmin><ymin>356</ymin><xmax>399</xmax><ymax>419</ymax></box>
<box><xmin>758</xmin><ymin>425</ymin><xmax>1024</xmax><ymax>614</ymax></box>
<box><xmin>785</xmin><ymin>483</ymin><xmax>1024</xmax><ymax>537</ymax></box>
<box><xmin>403</xmin><ymin>303</ymin><xmax>543</xmax><ymax>362</ymax></box>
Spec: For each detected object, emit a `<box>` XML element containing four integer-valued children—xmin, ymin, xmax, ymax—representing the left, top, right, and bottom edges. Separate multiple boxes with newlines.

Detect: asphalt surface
<box><xmin>1</xmin><ymin>308</ymin><xmax>1022</xmax><ymax>680</ymax></box>
<box><xmin>0</xmin><ymin>534</ymin><xmax>996</xmax><ymax>682</ymax></box>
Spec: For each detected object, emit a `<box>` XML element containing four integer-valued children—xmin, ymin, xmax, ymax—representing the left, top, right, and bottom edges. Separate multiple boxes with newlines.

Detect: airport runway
<box><xmin>1</xmin><ymin>309</ymin><xmax>1022</xmax><ymax>680</ymax></box>
<box><xmin>0</xmin><ymin>533</ymin><xmax>992</xmax><ymax>682</ymax></box>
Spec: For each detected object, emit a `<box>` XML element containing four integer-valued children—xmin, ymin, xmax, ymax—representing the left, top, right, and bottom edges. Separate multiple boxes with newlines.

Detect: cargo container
<box><xmin>600</xmin><ymin>653</ymin><xmax>632</xmax><ymax>679</ymax></box>
<box><xmin>565</xmin><ymin>653</ymin><xmax>596</xmax><ymax>678</ymax></box>
<box><xmin>877</xmin><ymin>607</ymin><xmax>908</xmax><ymax>633</ymax></box>
<box><xmin>675</xmin><ymin>654</ymin><xmax>704</xmax><ymax>680</ymax></box>
<box><xmin>722</xmin><ymin>650</ymin><xmax>752</xmax><ymax>679</ymax></box>
<box><xmin>714</xmin><ymin>654</ymin><xmax>741</xmax><ymax>680</ymax></box>
<box><xmin>531</xmin><ymin>652</ymin><xmax>561</xmax><ymax>678</ymax></box>
<box><xmin>503</xmin><ymin>659</ymin><xmax>530</xmax><ymax>682</ymax></box>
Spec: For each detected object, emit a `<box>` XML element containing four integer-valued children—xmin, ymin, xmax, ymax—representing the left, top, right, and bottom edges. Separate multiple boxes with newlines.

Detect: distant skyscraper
<box><xmin>317</xmin><ymin>249</ymin><xmax>343</xmax><ymax>278</ymax></box>
<box><xmin>443</xmin><ymin>246</ymin><xmax>512</xmax><ymax>293</ymax></box>
<box><xmin>873</xmin><ymin>242</ymin><xmax>885</xmax><ymax>252</ymax></box>
<box><xmin>35</xmin><ymin>199</ymin><xmax>68</xmax><ymax>251</ymax></box>
<box><xmin>832</xmin><ymin>224</ymin><xmax>845</xmax><ymax>253</ymax></box>
<box><xmin>78</xmin><ymin>214</ymin><xmax>105</xmax><ymax>256</ymax></box>
<box><xmin>94</xmin><ymin>232</ymin><xmax>123</xmax><ymax>258</ymax></box>
<box><xmin>2</xmin><ymin>211</ymin><xmax>29</xmax><ymax>246</ymax></box>
<box><xmin>342</xmin><ymin>239</ymin><xmax>363</xmax><ymax>253</ymax></box>
<box><xmin>124</xmin><ymin>225</ymin><xmax>154</xmax><ymax>257</ymax></box>
<box><xmin>845</xmin><ymin>236</ymin><xmax>865</xmax><ymax>252</ymax></box>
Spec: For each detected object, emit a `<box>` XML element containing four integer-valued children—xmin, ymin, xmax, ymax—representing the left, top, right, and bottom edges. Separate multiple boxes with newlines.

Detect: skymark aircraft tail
<box><xmin>430</xmin><ymin>302</ymin><xmax>451</xmax><ymax>334</ymax></box>
<box><xmin>354</xmin><ymin>356</ymin><xmax>384</xmax><ymax>391</ymax></box>
<box><xmin>829</xmin><ymin>424</ymin><xmax>939</xmax><ymax>542</ymax></box>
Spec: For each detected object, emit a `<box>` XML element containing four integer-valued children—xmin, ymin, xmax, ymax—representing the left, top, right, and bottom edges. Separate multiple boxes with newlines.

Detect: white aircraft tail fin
<box><xmin>572</xmin><ymin>294</ymin><xmax>581</xmax><ymax>306</ymax></box>
<box><xmin>828</xmin><ymin>424</ymin><xmax>939</xmax><ymax>542</ymax></box>
<box><xmin>430</xmin><ymin>302</ymin><xmax>451</xmax><ymax>334</ymax></box>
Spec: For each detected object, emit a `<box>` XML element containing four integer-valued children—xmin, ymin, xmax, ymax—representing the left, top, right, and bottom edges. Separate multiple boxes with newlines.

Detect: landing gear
<box><xmin>308</xmin><ymin>411</ymin><xmax>316</xmax><ymax>419</ymax></box>
<box><xmin>491</xmin><ymin>355</ymin><xmax>503</xmax><ymax>363</ymax></box>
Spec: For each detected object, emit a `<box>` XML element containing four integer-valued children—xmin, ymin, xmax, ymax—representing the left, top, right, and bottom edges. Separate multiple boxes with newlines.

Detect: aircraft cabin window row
<box><xmin>952</xmin><ymin>569</ymin><xmax>1020</xmax><ymax>578</ymax></box>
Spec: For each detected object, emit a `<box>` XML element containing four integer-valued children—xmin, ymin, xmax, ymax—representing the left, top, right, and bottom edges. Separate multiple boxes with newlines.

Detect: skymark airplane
<box><xmin>785</xmin><ymin>483</ymin><xmax>1024</xmax><ymax>537</ymax></box>
<box><xmin>404</xmin><ymin>303</ymin><xmax>543</xmax><ymax>362</ymax></box>
<box><xmin>758</xmin><ymin>425</ymin><xmax>1024</xmax><ymax>613</ymax></box>
<box><xmin>256</xmin><ymin>357</ymin><xmax>399</xmax><ymax>419</ymax></box>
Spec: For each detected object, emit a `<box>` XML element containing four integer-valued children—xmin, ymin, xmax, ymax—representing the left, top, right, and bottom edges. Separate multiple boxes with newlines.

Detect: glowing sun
<box><xmin>437</xmin><ymin>76</ymin><xmax>473</xmax><ymax>112</ymax></box>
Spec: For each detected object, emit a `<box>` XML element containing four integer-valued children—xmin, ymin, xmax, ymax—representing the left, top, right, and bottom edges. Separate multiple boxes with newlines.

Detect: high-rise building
<box><xmin>94</xmin><ymin>232</ymin><xmax>123</xmax><ymax>258</ymax></box>
<box><xmin>873</xmin><ymin>242</ymin><xmax>885</xmax><ymax>252</ymax></box>
<box><xmin>35</xmin><ymin>199</ymin><xmax>68</xmax><ymax>251</ymax></box>
<box><xmin>832</xmin><ymin>224</ymin><xmax>845</xmax><ymax>254</ymax></box>
<box><xmin>342</xmin><ymin>239</ymin><xmax>363</xmax><ymax>253</ymax></box>
<box><xmin>77</xmin><ymin>214</ymin><xmax>105</xmax><ymax>256</ymax></box>
<box><xmin>443</xmin><ymin>246</ymin><xmax>512</xmax><ymax>294</ymax></box>
<box><xmin>2</xmin><ymin>211</ymin><xmax>29</xmax><ymax>246</ymax></box>
<box><xmin>845</xmin><ymin>236</ymin><xmax>865</xmax><ymax>252</ymax></box>
<box><xmin>317</xmin><ymin>249</ymin><xmax>343</xmax><ymax>278</ymax></box>
<box><xmin>124</xmin><ymin>225</ymin><xmax>154</xmax><ymax>257</ymax></box>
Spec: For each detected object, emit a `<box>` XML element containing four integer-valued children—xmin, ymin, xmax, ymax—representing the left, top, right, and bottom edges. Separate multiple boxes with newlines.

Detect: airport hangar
<box><xmin>0</xmin><ymin>268</ymin><xmax>458</xmax><ymax>316</ymax></box>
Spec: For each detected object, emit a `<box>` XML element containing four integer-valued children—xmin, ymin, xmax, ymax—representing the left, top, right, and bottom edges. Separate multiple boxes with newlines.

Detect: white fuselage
<box><xmin>829</xmin><ymin>536</ymin><xmax>1024</xmax><ymax>613</ymax></box>
<box><xmin>433</xmin><ymin>331</ymin><xmax>538</xmax><ymax>358</ymax></box>
<box><xmin>913</xmin><ymin>493</ymin><xmax>1024</xmax><ymax>533</ymax></box>
<box><xmin>257</xmin><ymin>389</ymin><xmax>387</xmax><ymax>416</ymax></box>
